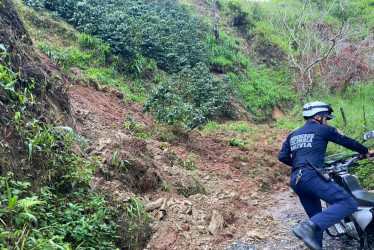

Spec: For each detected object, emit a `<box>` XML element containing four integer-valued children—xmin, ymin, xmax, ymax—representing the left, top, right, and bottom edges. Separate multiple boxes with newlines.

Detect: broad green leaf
<box><xmin>21</xmin><ymin>212</ymin><xmax>37</xmax><ymax>223</ymax></box>
<box><xmin>8</xmin><ymin>196</ymin><xmax>18</xmax><ymax>211</ymax></box>
<box><xmin>0</xmin><ymin>69</ymin><xmax>6</xmax><ymax>80</ymax></box>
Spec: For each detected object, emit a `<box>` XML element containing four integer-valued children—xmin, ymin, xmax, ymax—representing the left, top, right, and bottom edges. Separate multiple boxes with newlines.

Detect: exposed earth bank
<box><xmin>67</xmin><ymin>85</ymin><xmax>358</xmax><ymax>249</ymax></box>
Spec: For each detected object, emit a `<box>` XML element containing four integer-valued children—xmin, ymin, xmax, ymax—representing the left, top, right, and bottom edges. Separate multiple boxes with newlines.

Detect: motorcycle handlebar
<box><xmin>335</xmin><ymin>152</ymin><xmax>374</xmax><ymax>161</ymax></box>
<box><xmin>325</xmin><ymin>152</ymin><xmax>374</xmax><ymax>166</ymax></box>
<box><xmin>337</xmin><ymin>157</ymin><xmax>358</xmax><ymax>168</ymax></box>
<box><xmin>325</xmin><ymin>153</ymin><xmax>373</xmax><ymax>174</ymax></box>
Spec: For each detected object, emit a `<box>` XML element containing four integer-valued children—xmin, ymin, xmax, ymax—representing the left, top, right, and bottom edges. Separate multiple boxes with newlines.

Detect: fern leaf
<box><xmin>17</xmin><ymin>198</ymin><xmax>46</xmax><ymax>213</ymax></box>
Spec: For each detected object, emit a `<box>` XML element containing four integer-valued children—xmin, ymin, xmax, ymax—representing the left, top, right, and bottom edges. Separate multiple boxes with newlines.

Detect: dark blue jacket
<box><xmin>278</xmin><ymin>121</ymin><xmax>368</xmax><ymax>171</ymax></box>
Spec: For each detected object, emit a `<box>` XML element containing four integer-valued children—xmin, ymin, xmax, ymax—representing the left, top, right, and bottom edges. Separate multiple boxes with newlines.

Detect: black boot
<box><xmin>293</xmin><ymin>220</ymin><xmax>322</xmax><ymax>250</ymax></box>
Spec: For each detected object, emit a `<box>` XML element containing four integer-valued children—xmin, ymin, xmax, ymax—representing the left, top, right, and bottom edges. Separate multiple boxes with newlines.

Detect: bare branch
<box><xmin>272</xmin><ymin>0</ymin><xmax>348</xmax><ymax>100</ymax></box>
<box><xmin>303</xmin><ymin>0</ymin><xmax>345</xmax><ymax>73</ymax></box>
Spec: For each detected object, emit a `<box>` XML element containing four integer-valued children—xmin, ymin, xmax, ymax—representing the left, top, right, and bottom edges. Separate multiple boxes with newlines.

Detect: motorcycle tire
<box><xmin>363</xmin><ymin>225</ymin><xmax>374</xmax><ymax>250</ymax></box>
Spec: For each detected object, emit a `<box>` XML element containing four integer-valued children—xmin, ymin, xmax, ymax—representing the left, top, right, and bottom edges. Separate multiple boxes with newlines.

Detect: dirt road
<box><xmin>67</xmin><ymin>85</ymin><xmax>359</xmax><ymax>249</ymax></box>
<box><xmin>226</xmin><ymin>189</ymin><xmax>359</xmax><ymax>250</ymax></box>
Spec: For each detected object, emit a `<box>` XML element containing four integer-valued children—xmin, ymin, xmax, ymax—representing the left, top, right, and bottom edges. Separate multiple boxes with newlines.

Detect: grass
<box><xmin>14</xmin><ymin>0</ymin><xmax>79</xmax><ymax>48</ymax></box>
<box><xmin>322</xmin><ymin>83</ymin><xmax>374</xmax><ymax>154</ymax></box>
<box><xmin>15</xmin><ymin>0</ymin><xmax>152</xmax><ymax>103</ymax></box>
<box><xmin>176</xmin><ymin>174</ymin><xmax>209</xmax><ymax>198</ymax></box>
<box><xmin>203</xmin><ymin>120</ymin><xmax>270</xmax><ymax>137</ymax></box>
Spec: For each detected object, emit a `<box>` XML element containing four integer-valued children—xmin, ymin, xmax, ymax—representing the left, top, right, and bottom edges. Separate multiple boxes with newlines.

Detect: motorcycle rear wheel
<box><xmin>363</xmin><ymin>226</ymin><xmax>374</xmax><ymax>249</ymax></box>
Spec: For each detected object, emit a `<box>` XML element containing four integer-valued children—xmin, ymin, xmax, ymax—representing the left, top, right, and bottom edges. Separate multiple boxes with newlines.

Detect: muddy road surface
<box><xmin>67</xmin><ymin>85</ymin><xmax>359</xmax><ymax>250</ymax></box>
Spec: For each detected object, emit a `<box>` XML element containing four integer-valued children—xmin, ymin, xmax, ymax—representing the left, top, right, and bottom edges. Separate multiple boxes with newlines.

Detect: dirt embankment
<box><xmin>66</xmin><ymin>84</ymin><xmax>294</xmax><ymax>249</ymax></box>
<box><xmin>66</xmin><ymin>84</ymin><xmax>359</xmax><ymax>249</ymax></box>
<box><xmin>0</xmin><ymin>0</ymin><xmax>70</xmax><ymax>180</ymax></box>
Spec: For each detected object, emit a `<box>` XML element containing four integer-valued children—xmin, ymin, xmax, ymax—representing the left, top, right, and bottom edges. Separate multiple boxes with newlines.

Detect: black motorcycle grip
<box><xmin>358</xmin><ymin>153</ymin><xmax>374</xmax><ymax>159</ymax></box>
<box><xmin>363</xmin><ymin>153</ymin><xmax>374</xmax><ymax>159</ymax></box>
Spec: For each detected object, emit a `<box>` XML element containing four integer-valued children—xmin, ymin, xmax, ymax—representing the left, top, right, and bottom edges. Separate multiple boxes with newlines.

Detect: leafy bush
<box><xmin>29</xmin><ymin>0</ymin><xmax>209</xmax><ymax>73</ymax></box>
<box><xmin>23</xmin><ymin>0</ymin><xmax>45</xmax><ymax>11</ymax></box>
<box><xmin>143</xmin><ymin>63</ymin><xmax>234</xmax><ymax>131</ymax></box>
<box><xmin>227</xmin><ymin>0</ymin><xmax>253</xmax><ymax>30</ymax></box>
<box><xmin>0</xmin><ymin>116</ymin><xmax>120</xmax><ymax>249</ymax></box>
<box><xmin>183</xmin><ymin>152</ymin><xmax>198</xmax><ymax>171</ymax></box>
<box><xmin>124</xmin><ymin>115</ymin><xmax>150</xmax><ymax>139</ymax></box>
<box><xmin>0</xmin><ymin>173</ymin><xmax>152</xmax><ymax>249</ymax></box>
<box><xmin>229</xmin><ymin>137</ymin><xmax>248</xmax><ymax>147</ymax></box>
<box><xmin>0</xmin><ymin>109</ymin><xmax>151</xmax><ymax>249</ymax></box>
<box><xmin>1</xmin><ymin>45</ymin><xmax>152</xmax><ymax>249</ymax></box>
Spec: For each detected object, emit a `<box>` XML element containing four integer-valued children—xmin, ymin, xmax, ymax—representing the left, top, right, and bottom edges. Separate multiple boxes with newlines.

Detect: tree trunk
<box><xmin>212</xmin><ymin>0</ymin><xmax>219</xmax><ymax>41</ymax></box>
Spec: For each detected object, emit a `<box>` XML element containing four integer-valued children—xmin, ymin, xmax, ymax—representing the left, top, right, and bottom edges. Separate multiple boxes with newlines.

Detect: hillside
<box><xmin>1</xmin><ymin>0</ymin><xmax>374</xmax><ymax>249</ymax></box>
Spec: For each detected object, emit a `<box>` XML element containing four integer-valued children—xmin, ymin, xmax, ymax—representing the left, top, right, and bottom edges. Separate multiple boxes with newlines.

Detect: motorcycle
<box><xmin>323</xmin><ymin>130</ymin><xmax>374</xmax><ymax>249</ymax></box>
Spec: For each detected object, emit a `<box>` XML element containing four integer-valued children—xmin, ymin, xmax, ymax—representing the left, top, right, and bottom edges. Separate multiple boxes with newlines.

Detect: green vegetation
<box><xmin>228</xmin><ymin>63</ymin><xmax>295</xmax><ymax>121</ymax></box>
<box><xmin>183</xmin><ymin>152</ymin><xmax>198</xmax><ymax>171</ymax></box>
<box><xmin>29</xmin><ymin>0</ymin><xmax>208</xmax><ymax>73</ymax></box>
<box><xmin>0</xmin><ymin>45</ymin><xmax>34</xmax><ymax>111</ymax></box>
<box><xmin>203</xmin><ymin>121</ymin><xmax>262</xmax><ymax>136</ymax></box>
<box><xmin>0</xmin><ymin>173</ymin><xmax>152</xmax><ymax>249</ymax></box>
<box><xmin>205</xmin><ymin>32</ymin><xmax>248</xmax><ymax>72</ymax></box>
<box><xmin>324</xmin><ymin>83</ymin><xmax>374</xmax><ymax>140</ymax></box>
<box><xmin>124</xmin><ymin>115</ymin><xmax>150</xmax><ymax>139</ymax></box>
<box><xmin>0</xmin><ymin>48</ymin><xmax>152</xmax><ymax>248</ymax></box>
<box><xmin>162</xmin><ymin>181</ymin><xmax>170</xmax><ymax>192</ymax></box>
<box><xmin>177</xmin><ymin>175</ymin><xmax>208</xmax><ymax>198</ymax></box>
<box><xmin>21</xmin><ymin>0</ymin><xmax>297</xmax><ymax>127</ymax></box>
<box><xmin>143</xmin><ymin>63</ymin><xmax>234</xmax><ymax>131</ymax></box>
<box><xmin>38</xmin><ymin>42</ymin><xmax>92</xmax><ymax>69</ymax></box>
<box><xmin>5</xmin><ymin>0</ymin><xmax>374</xmax><ymax>245</ymax></box>
<box><xmin>352</xmin><ymin>160</ymin><xmax>374</xmax><ymax>190</ymax></box>
<box><xmin>20</xmin><ymin>0</ymin><xmax>374</xmax><ymax>125</ymax></box>
<box><xmin>229</xmin><ymin>137</ymin><xmax>248</xmax><ymax>150</ymax></box>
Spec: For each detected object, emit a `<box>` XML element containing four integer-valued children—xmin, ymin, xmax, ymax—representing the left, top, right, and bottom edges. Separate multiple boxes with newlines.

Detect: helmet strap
<box><xmin>314</xmin><ymin>115</ymin><xmax>324</xmax><ymax>124</ymax></box>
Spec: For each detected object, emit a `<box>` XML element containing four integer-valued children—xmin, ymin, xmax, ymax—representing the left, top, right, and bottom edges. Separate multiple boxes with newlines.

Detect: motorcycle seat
<box><xmin>342</xmin><ymin>175</ymin><xmax>374</xmax><ymax>206</ymax></box>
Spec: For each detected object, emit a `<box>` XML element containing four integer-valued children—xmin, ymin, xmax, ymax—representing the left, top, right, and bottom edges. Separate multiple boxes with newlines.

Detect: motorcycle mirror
<box><xmin>363</xmin><ymin>130</ymin><xmax>374</xmax><ymax>142</ymax></box>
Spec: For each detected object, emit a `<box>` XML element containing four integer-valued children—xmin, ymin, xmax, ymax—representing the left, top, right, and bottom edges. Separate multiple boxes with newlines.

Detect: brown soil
<box><xmin>65</xmin><ymin>84</ymin><xmax>307</xmax><ymax>249</ymax></box>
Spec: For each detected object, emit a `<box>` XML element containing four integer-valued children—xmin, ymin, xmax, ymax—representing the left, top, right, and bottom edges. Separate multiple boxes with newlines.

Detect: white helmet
<box><xmin>303</xmin><ymin>101</ymin><xmax>335</xmax><ymax>119</ymax></box>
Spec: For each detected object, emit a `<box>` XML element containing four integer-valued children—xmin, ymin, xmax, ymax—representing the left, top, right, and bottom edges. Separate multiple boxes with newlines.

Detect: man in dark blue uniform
<box><xmin>278</xmin><ymin>101</ymin><xmax>374</xmax><ymax>250</ymax></box>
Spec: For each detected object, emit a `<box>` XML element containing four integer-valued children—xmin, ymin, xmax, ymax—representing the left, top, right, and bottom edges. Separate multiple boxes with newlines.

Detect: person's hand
<box><xmin>365</xmin><ymin>149</ymin><xmax>374</xmax><ymax>160</ymax></box>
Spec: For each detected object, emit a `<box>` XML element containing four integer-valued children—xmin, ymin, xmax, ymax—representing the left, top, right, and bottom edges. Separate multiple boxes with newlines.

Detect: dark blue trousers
<box><xmin>290</xmin><ymin>169</ymin><xmax>358</xmax><ymax>248</ymax></box>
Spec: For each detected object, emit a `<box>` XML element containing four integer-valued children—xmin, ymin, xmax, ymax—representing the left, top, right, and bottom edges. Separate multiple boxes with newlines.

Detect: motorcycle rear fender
<box><xmin>353</xmin><ymin>207</ymin><xmax>373</xmax><ymax>231</ymax></box>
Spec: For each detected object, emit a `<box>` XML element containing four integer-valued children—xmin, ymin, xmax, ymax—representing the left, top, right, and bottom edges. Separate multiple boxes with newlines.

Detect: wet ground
<box><xmin>225</xmin><ymin>189</ymin><xmax>361</xmax><ymax>250</ymax></box>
